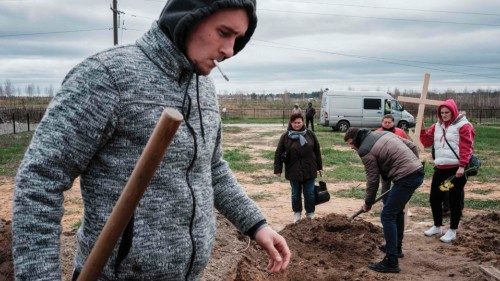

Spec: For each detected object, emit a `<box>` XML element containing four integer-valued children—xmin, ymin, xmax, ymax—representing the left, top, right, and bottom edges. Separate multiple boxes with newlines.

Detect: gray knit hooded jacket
<box><xmin>12</xmin><ymin>0</ymin><xmax>263</xmax><ymax>280</ymax></box>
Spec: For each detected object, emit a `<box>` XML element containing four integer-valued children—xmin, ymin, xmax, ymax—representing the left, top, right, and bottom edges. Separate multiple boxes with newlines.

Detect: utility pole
<box><xmin>112</xmin><ymin>0</ymin><xmax>118</xmax><ymax>45</ymax></box>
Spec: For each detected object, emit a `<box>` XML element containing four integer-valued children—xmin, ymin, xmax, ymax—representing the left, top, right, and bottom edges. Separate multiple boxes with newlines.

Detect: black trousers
<box><xmin>306</xmin><ymin>116</ymin><xmax>314</xmax><ymax>131</ymax></box>
<box><xmin>430</xmin><ymin>167</ymin><xmax>467</xmax><ymax>229</ymax></box>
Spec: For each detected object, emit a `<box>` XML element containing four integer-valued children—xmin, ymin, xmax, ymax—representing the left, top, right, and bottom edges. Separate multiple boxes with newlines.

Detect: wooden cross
<box><xmin>397</xmin><ymin>73</ymin><xmax>443</xmax><ymax>151</ymax></box>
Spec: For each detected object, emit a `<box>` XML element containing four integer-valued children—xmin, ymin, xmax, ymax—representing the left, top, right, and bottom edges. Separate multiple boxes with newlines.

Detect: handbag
<box><xmin>314</xmin><ymin>171</ymin><xmax>330</xmax><ymax>205</ymax></box>
<box><xmin>442</xmin><ymin>128</ymin><xmax>480</xmax><ymax>177</ymax></box>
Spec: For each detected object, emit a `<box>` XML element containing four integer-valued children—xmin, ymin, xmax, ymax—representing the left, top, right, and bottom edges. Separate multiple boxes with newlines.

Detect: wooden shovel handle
<box><xmin>77</xmin><ymin>107</ymin><xmax>183</xmax><ymax>281</ymax></box>
<box><xmin>348</xmin><ymin>188</ymin><xmax>392</xmax><ymax>221</ymax></box>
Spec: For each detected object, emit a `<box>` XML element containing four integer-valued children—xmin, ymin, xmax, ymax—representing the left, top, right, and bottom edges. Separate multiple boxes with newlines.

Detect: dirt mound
<box><xmin>456</xmin><ymin>212</ymin><xmax>500</xmax><ymax>266</ymax></box>
<box><xmin>0</xmin><ymin>219</ymin><xmax>14</xmax><ymax>281</ymax></box>
<box><xmin>232</xmin><ymin>213</ymin><xmax>384</xmax><ymax>281</ymax></box>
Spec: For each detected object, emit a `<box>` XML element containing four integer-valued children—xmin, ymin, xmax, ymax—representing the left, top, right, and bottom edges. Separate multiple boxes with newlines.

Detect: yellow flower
<box><xmin>439</xmin><ymin>179</ymin><xmax>455</xmax><ymax>192</ymax></box>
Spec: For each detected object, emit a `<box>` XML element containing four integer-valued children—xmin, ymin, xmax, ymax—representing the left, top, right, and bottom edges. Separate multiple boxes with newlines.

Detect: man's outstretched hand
<box><xmin>254</xmin><ymin>226</ymin><xmax>291</xmax><ymax>273</ymax></box>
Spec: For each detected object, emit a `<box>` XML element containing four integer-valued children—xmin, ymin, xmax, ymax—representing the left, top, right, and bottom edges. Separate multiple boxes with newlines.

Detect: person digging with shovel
<box><xmin>344</xmin><ymin>128</ymin><xmax>424</xmax><ymax>273</ymax></box>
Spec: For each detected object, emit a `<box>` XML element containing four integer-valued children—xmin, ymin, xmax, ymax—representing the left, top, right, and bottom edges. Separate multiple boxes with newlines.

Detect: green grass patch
<box><xmin>260</xmin><ymin>150</ymin><xmax>276</xmax><ymax>161</ymax></box>
<box><xmin>326</xmin><ymin>165</ymin><xmax>366</xmax><ymax>181</ymax></box>
<box><xmin>249</xmin><ymin>192</ymin><xmax>275</xmax><ymax>201</ymax></box>
<box><xmin>315</xmin><ymin>130</ymin><xmax>346</xmax><ymax>147</ymax></box>
<box><xmin>223</xmin><ymin>148</ymin><xmax>251</xmax><ymax>171</ymax></box>
<box><xmin>222</xmin><ymin>126</ymin><xmax>243</xmax><ymax>134</ymax></box>
<box><xmin>321</xmin><ymin>148</ymin><xmax>359</xmax><ymax>165</ymax></box>
<box><xmin>333</xmin><ymin>186</ymin><xmax>364</xmax><ymax>199</ymax></box>
<box><xmin>422</xmin><ymin>162</ymin><xmax>435</xmax><ymax>179</ymax></box>
<box><xmin>469</xmin><ymin>189</ymin><xmax>494</xmax><ymax>195</ymax></box>
<box><xmin>258</xmin><ymin>131</ymin><xmax>283</xmax><ymax>138</ymax></box>
<box><xmin>0</xmin><ymin>131</ymin><xmax>33</xmax><ymax>176</ymax></box>
<box><xmin>222</xmin><ymin>117</ymin><xmax>285</xmax><ymax>124</ymax></box>
<box><xmin>334</xmin><ymin>187</ymin><xmax>499</xmax><ymax>211</ymax></box>
<box><xmin>223</xmin><ymin>148</ymin><xmax>270</xmax><ymax>172</ymax></box>
<box><xmin>408</xmin><ymin>191</ymin><xmax>429</xmax><ymax>207</ymax></box>
<box><xmin>464</xmin><ymin>198</ymin><xmax>500</xmax><ymax>210</ymax></box>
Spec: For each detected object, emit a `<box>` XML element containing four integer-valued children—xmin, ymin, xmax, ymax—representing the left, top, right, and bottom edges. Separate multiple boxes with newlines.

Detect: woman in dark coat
<box><xmin>274</xmin><ymin>113</ymin><xmax>323</xmax><ymax>223</ymax></box>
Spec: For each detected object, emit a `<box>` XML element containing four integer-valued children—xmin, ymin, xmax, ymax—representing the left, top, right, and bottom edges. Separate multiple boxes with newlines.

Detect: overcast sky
<box><xmin>1</xmin><ymin>0</ymin><xmax>499</xmax><ymax>95</ymax></box>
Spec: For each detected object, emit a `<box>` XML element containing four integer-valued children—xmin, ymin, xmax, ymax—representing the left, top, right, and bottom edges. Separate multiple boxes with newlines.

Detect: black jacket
<box><xmin>274</xmin><ymin>128</ymin><xmax>323</xmax><ymax>181</ymax></box>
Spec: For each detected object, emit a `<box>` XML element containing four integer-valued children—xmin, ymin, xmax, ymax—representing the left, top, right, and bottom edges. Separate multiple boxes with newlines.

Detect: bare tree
<box><xmin>4</xmin><ymin>79</ymin><xmax>13</xmax><ymax>97</ymax></box>
<box><xmin>26</xmin><ymin>84</ymin><xmax>35</xmax><ymax>97</ymax></box>
<box><xmin>44</xmin><ymin>84</ymin><xmax>55</xmax><ymax>97</ymax></box>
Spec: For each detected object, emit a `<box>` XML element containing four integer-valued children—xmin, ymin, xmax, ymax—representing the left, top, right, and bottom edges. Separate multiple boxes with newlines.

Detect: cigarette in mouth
<box><xmin>213</xmin><ymin>60</ymin><xmax>229</xmax><ymax>81</ymax></box>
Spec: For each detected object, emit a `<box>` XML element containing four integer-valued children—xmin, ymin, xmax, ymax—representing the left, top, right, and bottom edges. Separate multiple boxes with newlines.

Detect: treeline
<box><xmin>0</xmin><ymin>79</ymin><xmax>55</xmax><ymax>98</ymax></box>
<box><xmin>392</xmin><ymin>89</ymin><xmax>499</xmax><ymax>110</ymax></box>
<box><xmin>219</xmin><ymin>88</ymin><xmax>500</xmax><ymax>110</ymax></box>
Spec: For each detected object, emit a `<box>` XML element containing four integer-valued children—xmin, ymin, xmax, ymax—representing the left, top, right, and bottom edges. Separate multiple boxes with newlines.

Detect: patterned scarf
<box><xmin>288</xmin><ymin>129</ymin><xmax>308</xmax><ymax>146</ymax></box>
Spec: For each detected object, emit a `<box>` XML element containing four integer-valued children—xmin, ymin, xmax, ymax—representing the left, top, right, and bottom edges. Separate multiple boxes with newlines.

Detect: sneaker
<box><xmin>306</xmin><ymin>212</ymin><xmax>315</xmax><ymax>219</ymax></box>
<box><xmin>368</xmin><ymin>255</ymin><xmax>400</xmax><ymax>273</ymax></box>
<box><xmin>424</xmin><ymin>225</ymin><xmax>442</xmax><ymax>237</ymax></box>
<box><xmin>440</xmin><ymin>229</ymin><xmax>457</xmax><ymax>243</ymax></box>
<box><xmin>294</xmin><ymin>212</ymin><xmax>301</xmax><ymax>223</ymax></box>
<box><xmin>378</xmin><ymin>244</ymin><xmax>404</xmax><ymax>258</ymax></box>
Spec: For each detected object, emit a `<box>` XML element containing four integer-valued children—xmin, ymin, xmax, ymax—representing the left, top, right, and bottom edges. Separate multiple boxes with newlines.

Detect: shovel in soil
<box><xmin>349</xmin><ymin>188</ymin><xmax>392</xmax><ymax>221</ymax></box>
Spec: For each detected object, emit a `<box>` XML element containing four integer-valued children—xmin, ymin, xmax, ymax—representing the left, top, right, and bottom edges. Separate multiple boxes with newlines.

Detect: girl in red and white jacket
<box><xmin>420</xmin><ymin>99</ymin><xmax>475</xmax><ymax>243</ymax></box>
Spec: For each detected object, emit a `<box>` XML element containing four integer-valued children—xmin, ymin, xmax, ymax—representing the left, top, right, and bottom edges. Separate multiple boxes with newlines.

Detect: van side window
<box><xmin>364</xmin><ymin>98</ymin><xmax>381</xmax><ymax>110</ymax></box>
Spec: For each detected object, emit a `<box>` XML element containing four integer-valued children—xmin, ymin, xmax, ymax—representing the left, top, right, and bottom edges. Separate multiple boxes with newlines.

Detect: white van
<box><xmin>319</xmin><ymin>90</ymin><xmax>415</xmax><ymax>132</ymax></box>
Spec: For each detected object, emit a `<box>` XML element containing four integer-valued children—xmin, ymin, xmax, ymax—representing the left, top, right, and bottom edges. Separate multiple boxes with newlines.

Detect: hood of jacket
<box><xmin>353</xmin><ymin>128</ymin><xmax>371</xmax><ymax>149</ymax></box>
<box><xmin>137</xmin><ymin>22</ymin><xmax>193</xmax><ymax>80</ymax></box>
<box><xmin>438</xmin><ymin>99</ymin><xmax>459</xmax><ymax>126</ymax></box>
<box><xmin>158</xmin><ymin>0</ymin><xmax>257</xmax><ymax>56</ymax></box>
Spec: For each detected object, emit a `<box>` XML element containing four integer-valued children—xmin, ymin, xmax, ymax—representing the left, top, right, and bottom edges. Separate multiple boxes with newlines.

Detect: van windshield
<box><xmin>390</xmin><ymin>100</ymin><xmax>403</xmax><ymax>111</ymax></box>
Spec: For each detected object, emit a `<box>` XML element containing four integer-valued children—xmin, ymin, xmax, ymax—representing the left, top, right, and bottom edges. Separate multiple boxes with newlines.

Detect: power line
<box><xmin>259</xmin><ymin>9</ymin><xmax>500</xmax><ymax>27</ymax></box>
<box><xmin>120</xmin><ymin>10</ymin><xmax>156</xmax><ymax>20</ymax></box>
<box><xmin>0</xmin><ymin>28</ymin><xmax>112</xmax><ymax>38</ymax></box>
<box><xmin>274</xmin><ymin>0</ymin><xmax>500</xmax><ymax>17</ymax></box>
<box><xmin>251</xmin><ymin>39</ymin><xmax>500</xmax><ymax>80</ymax></box>
<box><xmin>141</xmin><ymin>0</ymin><xmax>500</xmax><ymax>20</ymax></box>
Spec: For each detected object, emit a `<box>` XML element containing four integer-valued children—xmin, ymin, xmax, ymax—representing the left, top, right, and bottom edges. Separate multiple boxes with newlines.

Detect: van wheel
<box><xmin>336</xmin><ymin>121</ymin><xmax>350</xmax><ymax>132</ymax></box>
<box><xmin>398</xmin><ymin>121</ymin><xmax>409</xmax><ymax>130</ymax></box>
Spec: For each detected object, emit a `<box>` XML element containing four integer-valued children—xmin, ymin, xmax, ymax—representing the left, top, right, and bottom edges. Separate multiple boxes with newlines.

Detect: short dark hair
<box><xmin>382</xmin><ymin>114</ymin><xmax>394</xmax><ymax>121</ymax></box>
<box><xmin>289</xmin><ymin>113</ymin><xmax>304</xmax><ymax>123</ymax></box>
<box><xmin>344</xmin><ymin>127</ymin><xmax>359</xmax><ymax>142</ymax></box>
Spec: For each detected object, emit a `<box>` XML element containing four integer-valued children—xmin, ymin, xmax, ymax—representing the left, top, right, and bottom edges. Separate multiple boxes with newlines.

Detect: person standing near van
<box><xmin>274</xmin><ymin>113</ymin><xmax>323</xmax><ymax>223</ymax></box>
<box><xmin>305</xmin><ymin>102</ymin><xmax>316</xmax><ymax>131</ymax></box>
<box><xmin>377</xmin><ymin>114</ymin><xmax>409</xmax><ymax>139</ymax></box>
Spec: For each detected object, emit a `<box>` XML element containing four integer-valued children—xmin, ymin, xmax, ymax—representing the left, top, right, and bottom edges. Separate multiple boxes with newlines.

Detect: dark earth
<box><xmin>1</xmin><ymin>212</ymin><xmax>499</xmax><ymax>280</ymax></box>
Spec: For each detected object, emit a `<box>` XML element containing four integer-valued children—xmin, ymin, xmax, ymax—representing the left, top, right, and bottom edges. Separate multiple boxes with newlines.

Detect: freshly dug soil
<box><xmin>0</xmin><ymin>219</ymin><xmax>13</xmax><ymax>281</ymax></box>
<box><xmin>456</xmin><ymin>212</ymin><xmax>499</xmax><ymax>266</ymax></box>
<box><xmin>205</xmin><ymin>213</ymin><xmax>384</xmax><ymax>281</ymax></box>
<box><xmin>3</xmin><ymin>212</ymin><xmax>499</xmax><ymax>281</ymax></box>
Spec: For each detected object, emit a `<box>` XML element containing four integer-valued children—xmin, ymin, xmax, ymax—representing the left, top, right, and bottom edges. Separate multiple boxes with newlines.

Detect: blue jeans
<box><xmin>290</xmin><ymin>178</ymin><xmax>315</xmax><ymax>214</ymax></box>
<box><xmin>381</xmin><ymin>169</ymin><xmax>424</xmax><ymax>258</ymax></box>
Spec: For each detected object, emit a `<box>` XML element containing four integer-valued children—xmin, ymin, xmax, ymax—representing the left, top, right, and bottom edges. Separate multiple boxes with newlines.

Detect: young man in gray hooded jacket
<box><xmin>12</xmin><ymin>0</ymin><xmax>291</xmax><ymax>280</ymax></box>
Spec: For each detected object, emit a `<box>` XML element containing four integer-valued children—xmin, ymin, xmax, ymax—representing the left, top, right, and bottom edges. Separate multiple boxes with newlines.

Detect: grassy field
<box><xmin>0</xmin><ymin>131</ymin><xmax>33</xmax><ymax>176</ymax></box>
<box><xmin>1</xmin><ymin>122</ymin><xmax>498</xmax><ymax>210</ymax></box>
<box><xmin>221</xmin><ymin>122</ymin><xmax>499</xmax><ymax>211</ymax></box>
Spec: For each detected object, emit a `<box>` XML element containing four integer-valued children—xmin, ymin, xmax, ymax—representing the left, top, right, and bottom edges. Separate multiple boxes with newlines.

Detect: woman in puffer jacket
<box><xmin>420</xmin><ymin>99</ymin><xmax>475</xmax><ymax>243</ymax></box>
